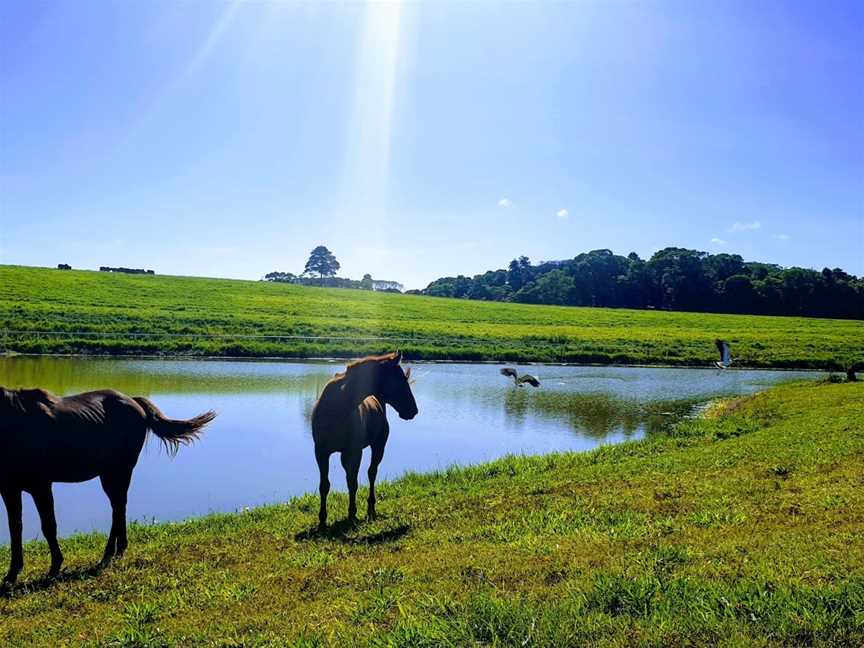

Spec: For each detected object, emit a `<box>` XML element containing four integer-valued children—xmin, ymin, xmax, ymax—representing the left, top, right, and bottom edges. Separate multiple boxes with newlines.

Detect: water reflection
<box><xmin>0</xmin><ymin>356</ymin><xmax>820</xmax><ymax>541</ymax></box>
<box><xmin>503</xmin><ymin>390</ymin><xmax>695</xmax><ymax>439</ymax></box>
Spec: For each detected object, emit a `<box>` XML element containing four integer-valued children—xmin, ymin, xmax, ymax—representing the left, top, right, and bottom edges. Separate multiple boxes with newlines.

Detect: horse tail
<box><xmin>133</xmin><ymin>396</ymin><xmax>215</xmax><ymax>456</ymax></box>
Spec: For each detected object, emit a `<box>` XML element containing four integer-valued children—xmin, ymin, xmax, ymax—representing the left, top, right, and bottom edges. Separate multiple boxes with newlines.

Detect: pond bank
<box><xmin>2</xmin><ymin>379</ymin><xmax>862</xmax><ymax>646</ymax></box>
<box><xmin>0</xmin><ymin>350</ymin><xmax>834</xmax><ymax>372</ymax></box>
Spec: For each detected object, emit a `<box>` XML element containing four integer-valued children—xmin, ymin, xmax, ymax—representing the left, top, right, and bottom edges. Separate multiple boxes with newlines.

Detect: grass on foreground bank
<box><xmin>2</xmin><ymin>264</ymin><xmax>863</xmax><ymax>369</ymax></box>
<box><xmin>1</xmin><ymin>380</ymin><xmax>862</xmax><ymax>646</ymax></box>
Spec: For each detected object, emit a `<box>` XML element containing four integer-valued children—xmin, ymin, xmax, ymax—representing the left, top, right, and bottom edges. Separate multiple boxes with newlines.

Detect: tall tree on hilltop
<box><xmin>304</xmin><ymin>246</ymin><xmax>341</xmax><ymax>282</ymax></box>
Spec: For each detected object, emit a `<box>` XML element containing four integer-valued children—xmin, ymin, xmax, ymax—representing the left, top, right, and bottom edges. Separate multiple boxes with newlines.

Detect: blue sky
<box><xmin>1</xmin><ymin>1</ymin><xmax>862</xmax><ymax>289</ymax></box>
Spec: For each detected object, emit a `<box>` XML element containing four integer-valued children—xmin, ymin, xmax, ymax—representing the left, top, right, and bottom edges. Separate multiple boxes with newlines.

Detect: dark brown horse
<box><xmin>312</xmin><ymin>352</ymin><xmax>418</xmax><ymax>528</ymax></box>
<box><xmin>0</xmin><ymin>387</ymin><xmax>215</xmax><ymax>587</ymax></box>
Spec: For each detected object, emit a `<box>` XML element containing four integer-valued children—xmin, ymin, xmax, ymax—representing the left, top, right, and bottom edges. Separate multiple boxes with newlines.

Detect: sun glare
<box><xmin>343</xmin><ymin>1</ymin><xmax>404</xmax><ymax>211</ymax></box>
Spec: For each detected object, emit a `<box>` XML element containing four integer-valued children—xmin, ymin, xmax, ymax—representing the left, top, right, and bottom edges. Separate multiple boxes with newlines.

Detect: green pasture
<box><xmin>1</xmin><ymin>265</ymin><xmax>861</xmax><ymax>368</ymax></box>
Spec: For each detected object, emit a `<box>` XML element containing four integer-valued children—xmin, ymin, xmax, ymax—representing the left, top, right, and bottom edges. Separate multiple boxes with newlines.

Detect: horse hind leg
<box><xmin>1</xmin><ymin>487</ymin><xmax>23</xmax><ymax>586</ymax></box>
<box><xmin>316</xmin><ymin>446</ymin><xmax>331</xmax><ymax>530</ymax></box>
<box><xmin>32</xmin><ymin>484</ymin><xmax>63</xmax><ymax>578</ymax></box>
<box><xmin>99</xmin><ymin>468</ymin><xmax>133</xmax><ymax>566</ymax></box>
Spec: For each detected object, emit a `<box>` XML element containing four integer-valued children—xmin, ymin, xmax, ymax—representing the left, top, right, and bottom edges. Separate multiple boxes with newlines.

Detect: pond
<box><xmin>0</xmin><ymin>356</ymin><xmax>820</xmax><ymax>542</ymax></box>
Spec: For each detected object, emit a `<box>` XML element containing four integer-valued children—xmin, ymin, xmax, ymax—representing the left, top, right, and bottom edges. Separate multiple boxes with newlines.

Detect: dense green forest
<box><xmin>415</xmin><ymin>248</ymin><xmax>864</xmax><ymax>319</ymax></box>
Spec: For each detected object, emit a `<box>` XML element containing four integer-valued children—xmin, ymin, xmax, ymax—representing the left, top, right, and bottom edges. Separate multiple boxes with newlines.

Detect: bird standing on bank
<box><xmin>500</xmin><ymin>367</ymin><xmax>541</xmax><ymax>387</ymax></box>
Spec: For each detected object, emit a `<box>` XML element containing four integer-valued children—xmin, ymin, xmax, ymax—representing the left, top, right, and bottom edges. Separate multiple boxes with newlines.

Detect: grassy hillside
<box><xmin>1</xmin><ymin>264</ymin><xmax>862</xmax><ymax>368</ymax></box>
<box><xmin>1</xmin><ymin>380</ymin><xmax>862</xmax><ymax>646</ymax></box>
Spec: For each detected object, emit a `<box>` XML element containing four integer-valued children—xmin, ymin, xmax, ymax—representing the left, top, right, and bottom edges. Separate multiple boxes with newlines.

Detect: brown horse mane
<box><xmin>324</xmin><ymin>353</ymin><xmax>401</xmax><ymax>401</ymax></box>
<box><xmin>0</xmin><ymin>387</ymin><xmax>58</xmax><ymax>415</ymax></box>
<box><xmin>343</xmin><ymin>352</ymin><xmax>399</xmax><ymax>374</ymax></box>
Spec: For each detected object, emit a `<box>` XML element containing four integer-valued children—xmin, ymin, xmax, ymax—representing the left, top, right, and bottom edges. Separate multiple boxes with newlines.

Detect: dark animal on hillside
<box><xmin>311</xmin><ymin>351</ymin><xmax>418</xmax><ymax>529</ymax></box>
<box><xmin>0</xmin><ymin>387</ymin><xmax>215</xmax><ymax>587</ymax></box>
<box><xmin>500</xmin><ymin>367</ymin><xmax>541</xmax><ymax>387</ymax></box>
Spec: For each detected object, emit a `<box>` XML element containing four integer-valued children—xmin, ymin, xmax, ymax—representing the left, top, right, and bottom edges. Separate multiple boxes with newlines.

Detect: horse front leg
<box><xmin>1</xmin><ymin>487</ymin><xmax>23</xmax><ymax>586</ymax></box>
<box><xmin>367</xmin><ymin>443</ymin><xmax>386</xmax><ymax>521</ymax></box>
<box><xmin>316</xmin><ymin>446</ymin><xmax>330</xmax><ymax>530</ymax></box>
<box><xmin>31</xmin><ymin>483</ymin><xmax>63</xmax><ymax>578</ymax></box>
<box><xmin>340</xmin><ymin>450</ymin><xmax>362</xmax><ymax>524</ymax></box>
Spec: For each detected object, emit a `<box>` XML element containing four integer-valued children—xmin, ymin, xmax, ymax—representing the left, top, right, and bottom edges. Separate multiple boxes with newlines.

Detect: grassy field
<box><xmin>1</xmin><ymin>264</ymin><xmax>862</xmax><ymax>369</ymax></box>
<box><xmin>0</xmin><ymin>379</ymin><xmax>861</xmax><ymax>646</ymax></box>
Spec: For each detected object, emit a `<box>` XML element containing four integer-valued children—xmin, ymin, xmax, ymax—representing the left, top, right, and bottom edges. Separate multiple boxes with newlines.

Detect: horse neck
<box><xmin>340</xmin><ymin>363</ymin><xmax>382</xmax><ymax>407</ymax></box>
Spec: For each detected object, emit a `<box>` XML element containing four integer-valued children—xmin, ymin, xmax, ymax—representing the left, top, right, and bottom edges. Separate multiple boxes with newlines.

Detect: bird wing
<box><xmin>500</xmin><ymin>367</ymin><xmax>517</xmax><ymax>378</ymax></box>
<box><xmin>721</xmin><ymin>341</ymin><xmax>731</xmax><ymax>365</ymax></box>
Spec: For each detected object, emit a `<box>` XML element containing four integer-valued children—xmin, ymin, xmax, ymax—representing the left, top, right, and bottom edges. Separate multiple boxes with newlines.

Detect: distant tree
<box><xmin>507</xmin><ymin>256</ymin><xmax>532</xmax><ymax>291</ymax></box>
<box><xmin>722</xmin><ymin>274</ymin><xmax>758</xmax><ymax>313</ymax></box>
<box><xmin>360</xmin><ymin>273</ymin><xmax>374</xmax><ymax>290</ymax></box>
<box><xmin>304</xmin><ymin>246</ymin><xmax>340</xmax><ymax>281</ymax></box>
<box><xmin>647</xmin><ymin>248</ymin><xmax>711</xmax><ymax>310</ymax></box>
<box><xmin>264</xmin><ymin>271</ymin><xmax>298</xmax><ymax>283</ymax></box>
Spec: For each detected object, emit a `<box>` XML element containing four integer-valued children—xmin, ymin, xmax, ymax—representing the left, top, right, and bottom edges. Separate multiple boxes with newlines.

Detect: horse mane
<box><xmin>0</xmin><ymin>387</ymin><xmax>58</xmax><ymax>415</ymax></box>
<box><xmin>325</xmin><ymin>353</ymin><xmax>400</xmax><ymax>401</ymax></box>
<box><xmin>343</xmin><ymin>352</ymin><xmax>399</xmax><ymax>374</ymax></box>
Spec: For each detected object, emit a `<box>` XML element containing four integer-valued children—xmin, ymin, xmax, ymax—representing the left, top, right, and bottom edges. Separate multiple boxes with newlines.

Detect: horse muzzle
<box><xmin>398</xmin><ymin>407</ymin><xmax>418</xmax><ymax>421</ymax></box>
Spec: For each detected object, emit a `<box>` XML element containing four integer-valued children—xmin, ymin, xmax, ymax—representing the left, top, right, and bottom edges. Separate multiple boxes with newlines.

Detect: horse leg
<box><xmin>367</xmin><ymin>443</ymin><xmax>386</xmax><ymax>521</ymax></box>
<box><xmin>340</xmin><ymin>450</ymin><xmax>362</xmax><ymax>524</ymax></box>
<box><xmin>316</xmin><ymin>446</ymin><xmax>330</xmax><ymax>530</ymax></box>
<box><xmin>1</xmin><ymin>487</ymin><xmax>23</xmax><ymax>586</ymax></box>
<box><xmin>99</xmin><ymin>469</ymin><xmax>132</xmax><ymax>566</ymax></box>
<box><xmin>31</xmin><ymin>483</ymin><xmax>63</xmax><ymax>578</ymax></box>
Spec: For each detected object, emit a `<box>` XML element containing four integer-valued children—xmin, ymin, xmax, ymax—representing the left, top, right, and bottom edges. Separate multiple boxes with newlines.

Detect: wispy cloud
<box><xmin>729</xmin><ymin>220</ymin><xmax>761</xmax><ymax>233</ymax></box>
<box><xmin>710</xmin><ymin>237</ymin><xmax>726</xmax><ymax>245</ymax></box>
<box><xmin>772</xmin><ymin>233</ymin><xmax>791</xmax><ymax>241</ymax></box>
<box><xmin>556</xmin><ymin>208</ymin><xmax>569</xmax><ymax>219</ymax></box>
<box><xmin>498</xmin><ymin>197</ymin><xmax>513</xmax><ymax>208</ymax></box>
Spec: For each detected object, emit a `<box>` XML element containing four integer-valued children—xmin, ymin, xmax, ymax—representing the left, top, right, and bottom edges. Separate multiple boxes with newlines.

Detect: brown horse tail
<box><xmin>133</xmin><ymin>397</ymin><xmax>216</xmax><ymax>456</ymax></box>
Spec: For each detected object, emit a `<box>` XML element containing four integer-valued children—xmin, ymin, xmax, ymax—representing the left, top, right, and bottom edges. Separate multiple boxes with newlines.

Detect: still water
<box><xmin>0</xmin><ymin>356</ymin><xmax>820</xmax><ymax>541</ymax></box>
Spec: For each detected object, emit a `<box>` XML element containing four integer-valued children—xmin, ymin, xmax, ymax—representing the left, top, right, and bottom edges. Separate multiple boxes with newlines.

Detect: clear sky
<box><xmin>1</xmin><ymin>1</ymin><xmax>862</xmax><ymax>289</ymax></box>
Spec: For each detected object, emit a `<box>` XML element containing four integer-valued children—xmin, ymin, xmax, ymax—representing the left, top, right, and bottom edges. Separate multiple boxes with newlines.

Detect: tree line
<box><xmin>414</xmin><ymin>248</ymin><xmax>864</xmax><ymax>319</ymax></box>
<box><xmin>99</xmin><ymin>266</ymin><xmax>155</xmax><ymax>275</ymax></box>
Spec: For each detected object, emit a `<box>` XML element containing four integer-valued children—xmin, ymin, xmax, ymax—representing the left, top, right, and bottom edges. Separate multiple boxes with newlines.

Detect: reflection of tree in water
<box><xmin>504</xmin><ymin>390</ymin><xmax>695</xmax><ymax>439</ymax></box>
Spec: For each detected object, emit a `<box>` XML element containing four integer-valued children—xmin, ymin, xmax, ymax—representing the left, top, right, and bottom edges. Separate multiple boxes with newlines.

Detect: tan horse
<box><xmin>311</xmin><ymin>352</ymin><xmax>418</xmax><ymax>528</ymax></box>
<box><xmin>0</xmin><ymin>387</ymin><xmax>215</xmax><ymax>587</ymax></box>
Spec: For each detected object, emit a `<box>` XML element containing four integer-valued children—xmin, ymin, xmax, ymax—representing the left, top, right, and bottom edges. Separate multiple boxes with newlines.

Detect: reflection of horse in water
<box><xmin>0</xmin><ymin>387</ymin><xmax>215</xmax><ymax>587</ymax></box>
<box><xmin>311</xmin><ymin>352</ymin><xmax>418</xmax><ymax>529</ymax></box>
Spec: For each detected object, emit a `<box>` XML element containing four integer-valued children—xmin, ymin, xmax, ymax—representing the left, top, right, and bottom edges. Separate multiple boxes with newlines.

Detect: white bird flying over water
<box><xmin>715</xmin><ymin>339</ymin><xmax>733</xmax><ymax>369</ymax></box>
<box><xmin>500</xmin><ymin>367</ymin><xmax>541</xmax><ymax>387</ymax></box>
